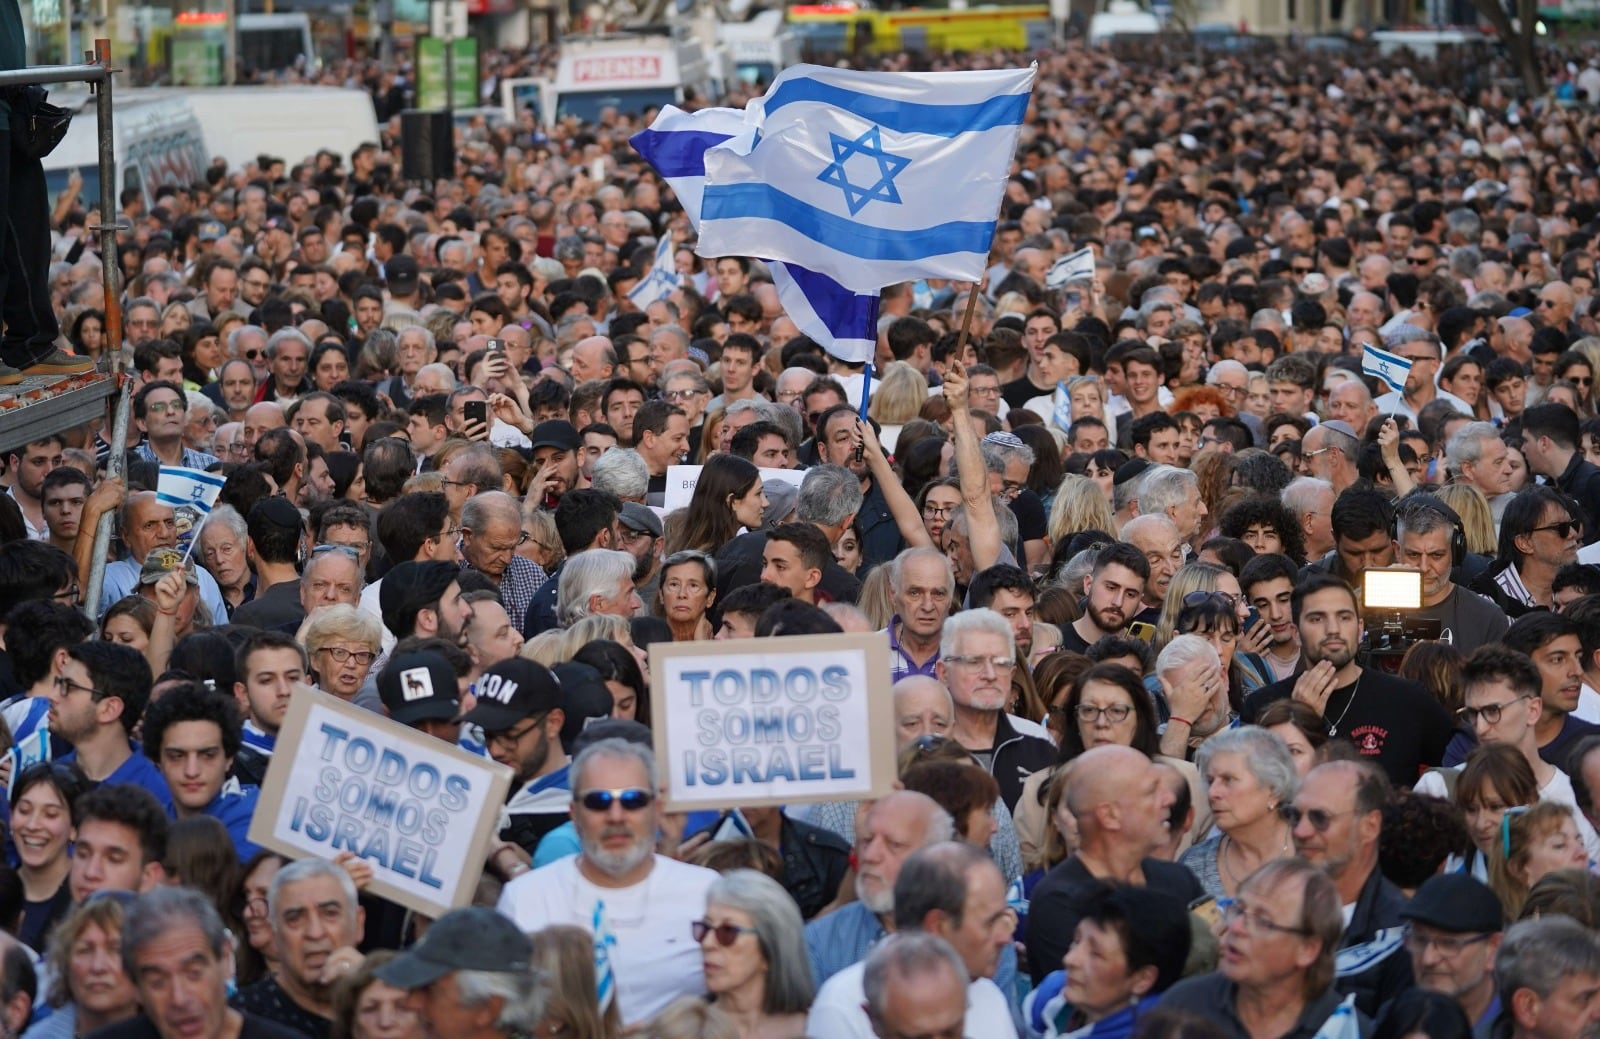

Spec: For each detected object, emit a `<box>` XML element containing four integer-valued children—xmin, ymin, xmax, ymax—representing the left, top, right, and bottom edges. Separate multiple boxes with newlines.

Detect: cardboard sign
<box><xmin>650</xmin><ymin>633</ymin><xmax>896</xmax><ymax>812</ymax></box>
<box><xmin>662</xmin><ymin>464</ymin><xmax>806</xmax><ymax>515</ymax></box>
<box><xmin>249</xmin><ymin>687</ymin><xmax>513</xmax><ymax>919</ymax></box>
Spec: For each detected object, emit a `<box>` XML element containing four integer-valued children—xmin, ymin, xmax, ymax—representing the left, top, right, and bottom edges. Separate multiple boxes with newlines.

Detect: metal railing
<box><xmin>1</xmin><ymin>40</ymin><xmax>127</xmax><ymax>618</ymax></box>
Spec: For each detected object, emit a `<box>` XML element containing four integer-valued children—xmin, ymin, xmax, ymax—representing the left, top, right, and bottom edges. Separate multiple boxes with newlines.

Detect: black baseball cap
<box><xmin>374</xmin><ymin>907</ymin><xmax>533</xmax><ymax>990</ymax></box>
<box><xmin>377</xmin><ymin>650</ymin><xmax>460</xmax><ymax>726</ymax></box>
<box><xmin>386</xmin><ymin>255</ymin><xmax>420</xmax><ymax>294</ymax></box>
<box><xmin>458</xmin><ymin>658</ymin><xmax>563</xmax><ymax>731</ymax></box>
<box><xmin>530</xmin><ymin>420</ymin><xmax>580</xmax><ymax>452</ymax></box>
<box><xmin>1401</xmin><ymin>874</ymin><xmax>1504</xmax><ymax>934</ymax></box>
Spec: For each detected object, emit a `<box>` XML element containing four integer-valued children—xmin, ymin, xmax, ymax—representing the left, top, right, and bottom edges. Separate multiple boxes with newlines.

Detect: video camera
<box><xmin>1361</xmin><ymin>567</ymin><xmax>1442</xmax><ymax>674</ymax></box>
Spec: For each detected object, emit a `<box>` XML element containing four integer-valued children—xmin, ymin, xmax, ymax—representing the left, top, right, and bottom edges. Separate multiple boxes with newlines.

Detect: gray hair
<box><xmin>980</xmin><ymin>439</ymin><xmax>1035</xmax><ymax>475</ymax></box>
<box><xmin>556</xmin><ymin>549</ymin><xmax>636</xmax><ymax>625</ymax></box>
<box><xmin>462</xmin><ymin>490</ymin><xmax>521</xmax><ymax>530</ymax></box>
<box><xmin>1206</xmin><ymin>359</ymin><xmax>1249</xmax><ymax>387</ymax></box>
<box><xmin>761</xmin><ymin>399</ymin><xmax>804</xmax><ymax>450</ymax></box>
<box><xmin>1194</xmin><ymin>725</ymin><xmax>1300</xmax><ymax>807</ymax></box>
<box><xmin>1155</xmin><ymin>633</ymin><xmax>1220</xmax><ymax>677</ymax></box>
<box><xmin>1113</xmin><ymin>469</ymin><xmax>1149</xmax><ymax>515</ymax></box>
<box><xmin>572</xmin><ymin>737</ymin><xmax>658</xmax><ymax>793</ymax></box>
<box><xmin>301</xmin><ymin>546</ymin><xmax>364</xmax><ymax>596</ymax></box>
<box><xmin>1317</xmin><ymin>422</ymin><xmax>1359</xmax><ymax>463</ymax></box>
<box><xmin>267</xmin><ymin>857</ymin><xmax>360</xmax><ymax>934</ymax></box>
<box><xmin>1282</xmin><ymin>477</ymin><xmax>1334</xmax><ymax>518</ymax></box>
<box><xmin>1445</xmin><ymin>421</ymin><xmax>1502</xmax><ymax>477</ymax></box>
<box><xmin>724</xmin><ymin>398</ymin><xmax>767</xmax><ymax>424</ymax></box>
<box><xmin>650</xmin><ymin>324</ymin><xmax>690</xmax><ymax>353</ymax></box>
<box><xmin>591</xmin><ymin>448</ymin><xmax>648</xmax><ymax>500</ymax></box>
<box><xmin>887</xmin><ymin>546</ymin><xmax>954</xmax><ymax>599</ymax></box>
<box><xmin>201</xmin><ymin>503</ymin><xmax>247</xmax><ymax>545</ymax></box>
<box><xmin>416</xmin><ymin>362</ymin><xmax>459</xmax><ymax>392</ymax></box>
<box><xmin>797</xmin><ymin>464</ymin><xmax>864</xmax><ymax>527</ymax></box>
<box><xmin>939</xmin><ymin>607</ymin><xmax>1014</xmax><ymax>660</ymax></box>
<box><xmin>1137</xmin><ymin>465</ymin><xmax>1196</xmax><ymax>517</ymax></box>
<box><xmin>397</xmin><ymin>324</ymin><xmax>437</xmax><ymax>352</ymax></box>
<box><xmin>892</xmin><ymin>842</ymin><xmax>995</xmax><ymax>933</ymax></box>
<box><xmin>266</xmin><ymin>327</ymin><xmax>312</xmax><ymax>359</ymax></box>
<box><xmin>454</xmin><ymin>968</ymin><xmax>548</xmax><ymax>1034</ymax></box>
<box><xmin>706</xmin><ymin>870</ymin><xmax>815</xmax><ymax>1014</ymax></box>
<box><xmin>947</xmin><ymin>501</ymin><xmax>1018</xmax><ymax>550</ymax></box>
<box><xmin>1496</xmin><ymin>917</ymin><xmax>1600</xmax><ymax>1006</ymax></box>
<box><xmin>863</xmin><ymin>934</ymin><xmax>970</xmax><ymax>1028</ymax></box>
<box><xmin>1058</xmin><ymin>546</ymin><xmax>1099</xmax><ymax>594</ymax></box>
<box><xmin>228</xmin><ymin>324</ymin><xmax>266</xmax><ymax>356</ymax></box>
<box><xmin>123</xmin><ymin>886</ymin><xmax>229</xmax><ymax>977</ymax></box>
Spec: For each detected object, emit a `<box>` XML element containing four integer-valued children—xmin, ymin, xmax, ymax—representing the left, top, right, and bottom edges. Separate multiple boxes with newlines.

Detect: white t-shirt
<box><xmin>496</xmin><ymin>854</ymin><xmax>717</xmax><ymax>1026</ymax></box>
<box><xmin>1416</xmin><ymin>763</ymin><xmax>1600</xmax><ymax>858</ymax></box>
<box><xmin>806</xmin><ymin>959</ymin><xmax>1014</xmax><ymax>1039</ymax></box>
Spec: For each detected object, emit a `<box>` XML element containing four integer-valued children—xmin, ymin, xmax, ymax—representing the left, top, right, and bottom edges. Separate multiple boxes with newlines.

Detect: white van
<box><xmin>1087</xmin><ymin>0</ymin><xmax>1162</xmax><ymax>44</ymax></box>
<box><xmin>42</xmin><ymin>95</ymin><xmax>207</xmax><ymax>208</ymax></box>
<box><xmin>545</xmin><ymin>33</ymin><xmax>722</xmax><ymax>126</ymax></box>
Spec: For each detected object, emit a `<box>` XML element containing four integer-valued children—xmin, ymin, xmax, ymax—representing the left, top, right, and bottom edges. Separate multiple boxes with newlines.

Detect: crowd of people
<box><xmin>9</xmin><ymin>23</ymin><xmax>1600</xmax><ymax>1039</ymax></box>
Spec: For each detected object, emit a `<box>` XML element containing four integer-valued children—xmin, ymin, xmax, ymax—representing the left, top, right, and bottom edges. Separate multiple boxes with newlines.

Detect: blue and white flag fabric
<box><xmin>627</xmin><ymin>233</ymin><xmax>679</xmax><ymax>308</ymax></box>
<box><xmin>697</xmin><ymin>63</ymin><xmax>1036</xmax><ymax>289</ymax></box>
<box><xmin>1361</xmin><ymin>343</ymin><xmax>1414</xmax><ymax>395</ymax></box>
<box><xmin>156</xmin><ymin>465</ymin><xmax>225</xmax><ymax>553</ymax></box>
<box><xmin>593</xmin><ymin>900</ymin><xmax>619</xmax><ymax>1013</ymax></box>
<box><xmin>630</xmin><ymin>105</ymin><xmax>882</xmax><ymax>363</ymax></box>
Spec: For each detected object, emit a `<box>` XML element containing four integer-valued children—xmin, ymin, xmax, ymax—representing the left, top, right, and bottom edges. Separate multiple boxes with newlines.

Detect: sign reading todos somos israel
<box><xmin>249</xmin><ymin>687</ymin><xmax>513</xmax><ymax>918</ymax></box>
<box><xmin>651</xmin><ymin>633</ymin><xmax>896</xmax><ymax>811</ymax></box>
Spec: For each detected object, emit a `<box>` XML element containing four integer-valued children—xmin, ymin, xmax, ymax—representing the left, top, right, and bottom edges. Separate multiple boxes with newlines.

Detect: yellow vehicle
<box><xmin>786</xmin><ymin>2</ymin><xmax>1053</xmax><ymax>55</ymax></box>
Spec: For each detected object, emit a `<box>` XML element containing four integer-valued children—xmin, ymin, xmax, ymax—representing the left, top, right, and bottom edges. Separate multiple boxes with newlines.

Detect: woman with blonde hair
<box><xmin>1047</xmin><ymin>473</ymin><xmax>1116</xmax><ymax>545</ymax></box>
<box><xmin>1434</xmin><ymin>482</ymin><xmax>1497</xmax><ymax>555</ymax></box>
<box><xmin>1062</xmin><ymin>375</ymin><xmax>1117</xmax><ymax>446</ymax></box>
<box><xmin>1490</xmin><ymin>801</ymin><xmax>1589</xmax><ymax>919</ymax></box>
<box><xmin>867</xmin><ymin>361</ymin><xmax>929</xmax><ymax>455</ymax></box>
<box><xmin>301</xmin><ymin>605</ymin><xmax>382</xmax><ymax>702</ymax></box>
<box><xmin>519</xmin><ymin>507</ymin><xmax>563</xmax><ymax>572</ymax></box>
<box><xmin>520</xmin><ymin>630</ymin><xmax>566</xmax><ymax>667</ymax></box>
<box><xmin>638</xmin><ymin>997</ymin><xmax>739</xmax><ymax>1039</ymax></box>
<box><xmin>36</xmin><ymin>895</ymin><xmax>140</xmax><ymax>1039</ymax></box>
<box><xmin>528</xmin><ymin>925</ymin><xmax>621</xmax><ymax>1039</ymax></box>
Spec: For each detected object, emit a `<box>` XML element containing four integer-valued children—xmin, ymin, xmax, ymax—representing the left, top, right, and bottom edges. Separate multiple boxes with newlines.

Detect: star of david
<box><xmin>817</xmin><ymin>126</ymin><xmax>910</xmax><ymax>217</ymax></box>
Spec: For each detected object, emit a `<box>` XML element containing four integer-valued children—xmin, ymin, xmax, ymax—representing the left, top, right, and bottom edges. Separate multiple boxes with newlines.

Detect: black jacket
<box><xmin>985</xmin><ymin>712</ymin><xmax>1057</xmax><ymax>814</ymax></box>
<box><xmin>1336</xmin><ymin>866</ymin><xmax>1414</xmax><ymax>1018</ymax></box>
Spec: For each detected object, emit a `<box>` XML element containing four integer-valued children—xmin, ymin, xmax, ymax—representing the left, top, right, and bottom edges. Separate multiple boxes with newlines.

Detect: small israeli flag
<box><xmin>157</xmin><ymin>466</ymin><xmax>226</xmax><ymax>555</ymax></box>
<box><xmin>1361</xmin><ymin>343</ymin><xmax>1414</xmax><ymax>395</ymax></box>
<box><xmin>592</xmin><ymin>900</ymin><xmax>618</xmax><ymax>1013</ymax></box>
<box><xmin>627</xmin><ymin>234</ymin><xmax>679</xmax><ymax>308</ymax></box>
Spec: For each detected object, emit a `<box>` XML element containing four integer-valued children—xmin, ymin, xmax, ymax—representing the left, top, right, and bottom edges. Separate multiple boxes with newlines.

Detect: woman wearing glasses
<box><xmin>1181</xmin><ymin>727</ymin><xmax>1299</xmax><ymax>900</ymax></box>
<box><xmin>12</xmin><ymin>761</ymin><xmax>89</xmax><ymax>951</ymax></box>
<box><xmin>302</xmin><ymin>605</ymin><xmax>382</xmax><ymax>703</ymax></box>
<box><xmin>657</xmin><ymin>551</ymin><xmax>718</xmax><ymax>643</ymax></box>
<box><xmin>674</xmin><ymin>455</ymin><xmax>767</xmax><ymax>556</ymax></box>
<box><xmin>695</xmin><ymin>869</ymin><xmax>814</xmax><ymax>1039</ymax></box>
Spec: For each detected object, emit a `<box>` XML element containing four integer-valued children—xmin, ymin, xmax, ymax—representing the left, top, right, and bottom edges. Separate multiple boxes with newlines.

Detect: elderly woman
<box><xmin>658</xmin><ymin>550</ymin><xmax>717</xmax><ymax>642</ymax></box>
<box><xmin>697</xmin><ymin>869</ymin><xmax>815</xmax><ymax>1038</ymax></box>
<box><xmin>1180</xmin><ymin>726</ymin><xmax>1300</xmax><ymax>899</ymax></box>
<box><xmin>25</xmin><ymin>895</ymin><xmax>140</xmax><ymax>1039</ymax></box>
<box><xmin>1024</xmin><ymin>884</ymin><xmax>1193</xmax><ymax>1039</ymax></box>
<box><xmin>1161</xmin><ymin>858</ymin><xmax>1348</xmax><ymax>1038</ymax></box>
<box><xmin>302</xmin><ymin>605</ymin><xmax>382</xmax><ymax>702</ymax></box>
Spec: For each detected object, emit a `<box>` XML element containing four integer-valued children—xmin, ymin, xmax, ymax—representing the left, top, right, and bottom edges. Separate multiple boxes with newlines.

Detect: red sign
<box><xmin>571</xmin><ymin>54</ymin><xmax>662</xmax><ymax>82</ymax></box>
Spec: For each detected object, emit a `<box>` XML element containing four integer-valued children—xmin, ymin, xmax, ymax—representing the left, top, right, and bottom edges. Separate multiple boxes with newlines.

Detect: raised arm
<box><xmin>857</xmin><ymin>417</ymin><xmax>932</xmax><ymax>549</ymax></box>
<box><xmin>943</xmin><ymin>362</ymin><xmax>1002</xmax><ymax>571</ymax></box>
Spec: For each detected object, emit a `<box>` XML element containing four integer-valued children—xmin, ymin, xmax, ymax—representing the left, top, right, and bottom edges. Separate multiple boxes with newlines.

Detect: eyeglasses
<box><xmin>1457</xmin><ymin>694</ymin><xmax>1528</xmax><ymax>727</ymax></box>
<box><xmin>318</xmin><ymin>646</ymin><xmax>376</xmax><ymax>666</ymax></box>
<box><xmin>969</xmin><ymin>384</ymin><xmax>1002</xmax><ymax>397</ymax></box>
<box><xmin>1402</xmin><ymin>925</ymin><xmax>1493</xmax><ymax>956</ymax></box>
<box><xmin>1216</xmin><ymin>384</ymin><xmax>1247</xmax><ymax>398</ymax></box>
<box><xmin>312</xmin><ymin>545</ymin><xmax>360</xmax><ymax>559</ymax></box>
<box><xmin>1217</xmin><ymin>898</ymin><xmax>1311</xmax><ymax>937</ymax></box>
<box><xmin>145</xmin><ymin>401</ymin><xmax>180</xmax><ymax>414</ymax></box>
<box><xmin>922</xmin><ymin>504</ymin><xmax>955</xmax><ymax>518</ymax></box>
<box><xmin>1303</xmin><ymin>446</ymin><xmax>1332</xmax><ymax>460</ymax></box>
<box><xmin>1278</xmin><ymin>803</ymin><xmax>1357</xmax><ymax>831</ymax></box>
<box><xmin>579</xmin><ymin>788</ymin><xmax>654</xmax><ymax>812</ymax></box>
<box><xmin>1291</xmin><ymin>265</ymin><xmax>1314</xmax><ymax>275</ymax></box>
<box><xmin>1531</xmin><ymin>521</ymin><xmax>1580</xmax><ymax>540</ymax></box>
<box><xmin>244</xmin><ymin>349</ymin><xmax>264</xmax><ymax>360</ymax></box>
<box><xmin>488</xmin><ymin>716</ymin><xmax>545</xmax><ymax>750</ymax></box>
<box><xmin>1075</xmin><ymin>703</ymin><xmax>1134</xmax><ymax>724</ymax></box>
<box><xmin>944</xmin><ymin>654</ymin><xmax>1015</xmax><ymax>673</ymax></box>
<box><xmin>691</xmin><ymin>920</ymin><xmax>757</xmax><ymax>946</ymax></box>
<box><xmin>53</xmin><ymin>675</ymin><xmax>106</xmax><ymax>699</ymax></box>
<box><xmin>53</xmin><ymin>584</ymin><xmax>81</xmax><ymax>605</ymax></box>
<box><xmin>1575</xmin><ymin>377</ymin><xmax>1595</xmax><ymax>388</ymax></box>
<box><xmin>662</xmin><ymin>389</ymin><xmax>702</xmax><ymax>402</ymax></box>
<box><xmin>1184</xmin><ymin>590</ymin><xmax>1239</xmax><ymax>610</ymax></box>
<box><xmin>1399</xmin><ymin>354</ymin><xmax>1439</xmax><ymax>365</ymax></box>
<box><xmin>464</xmin><ymin>528</ymin><xmax>531</xmax><ymax>551</ymax></box>
<box><xmin>1407</xmin><ymin>254</ymin><xmax>1434</xmax><ymax>264</ymax></box>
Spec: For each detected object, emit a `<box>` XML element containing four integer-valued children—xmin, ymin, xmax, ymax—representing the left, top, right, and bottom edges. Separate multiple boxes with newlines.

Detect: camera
<box><xmin>1361</xmin><ymin>567</ymin><xmax>1441</xmax><ymax>674</ymax></box>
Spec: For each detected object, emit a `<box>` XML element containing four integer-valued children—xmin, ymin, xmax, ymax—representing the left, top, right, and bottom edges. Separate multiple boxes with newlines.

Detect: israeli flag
<box><xmin>1361</xmin><ymin>343</ymin><xmax>1414</xmax><ymax>395</ymax></box>
<box><xmin>592</xmin><ymin>900</ymin><xmax>618</xmax><ymax>1013</ymax></box>
<box><xmin>157</xmin><ymin>465</ymin><xmax>225</xmax><ymax>555</ymax></box>
<box><xmin>630</xmin><ymin>105</ymin><xmax>881</xmax><ymax>363</ymax></box>
<box><xmin>697</xmin><ymin>63</ymin><xmax>1036</xmax><ymax>288</ymax></box>
<box><xmin>628</xmin><ymin>234</ymin><xmax>679</xmax><ymax>308</ymax></box>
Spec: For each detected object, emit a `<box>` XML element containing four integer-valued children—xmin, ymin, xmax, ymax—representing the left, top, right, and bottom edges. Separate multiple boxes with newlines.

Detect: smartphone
<box><xmin>1128</xmin><ymin>621</ymin><xmax>1157</xmax><ymax>643</ymax></box>
<box><xmin>486</xmin><ymin>338</ymin><xmax>506</xmax><ymax>354</ymax></box>
<box><xmin>1245</xmin><ymin>607</ymin><xmax>1262</xmax><ymax>633</ymax></box>
<box><xmin>1064</xmin><ymin>290</ymin><xmax>1083</xmax><ymax>310</ymax></box>
<box><xmin>464</xmin><ymin>400</ymin><xmax>488</xmax><ymax>427</ymax></box>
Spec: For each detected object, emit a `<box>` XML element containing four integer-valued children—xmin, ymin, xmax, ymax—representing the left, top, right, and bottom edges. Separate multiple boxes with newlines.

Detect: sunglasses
<box><xmin>1277</xmin><ymin>803</ymin><xmax>1355</xmax><ymax>832</ymax></box>
<box><xmin>691</xmin><ymin>919</ymin><xmax>757</xmax><ymax>946</ymax></box>
<box><xmin>578</xmin><ymin>788</ymin><xmax>654</xmax><ymax>812</ymax></box>
<box><xmin>1531</xmin><ymin>521</ymin><xmax>1580</xmax><ymax>539</ymax></box>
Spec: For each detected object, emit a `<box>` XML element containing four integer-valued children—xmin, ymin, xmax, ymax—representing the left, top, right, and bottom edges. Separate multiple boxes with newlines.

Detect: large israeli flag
<box><xmin>631</xmin><ymin>105</ymin><xmax>881</xmax><ymax>363</ymax></box>
<box><xmin>1361</xmin><ymin>343</ymin><xmax>1414</xmax><ymax>395</ymax></box>
<box><xmin>697</xmin><ymin>63</ymin><xmax>1035</xmax><ymax>289</ymax></box>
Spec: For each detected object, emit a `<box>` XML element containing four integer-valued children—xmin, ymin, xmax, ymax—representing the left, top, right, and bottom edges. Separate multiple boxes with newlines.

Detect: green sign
<box><xmin>171</xmin><ymin>37</ymin><xmax>224</xmax><ymax>86</ymax></box>
<box><xmin>416</xmin><ymin>36</ymin><xmax>478</xmax><ymax>111</ymax></box>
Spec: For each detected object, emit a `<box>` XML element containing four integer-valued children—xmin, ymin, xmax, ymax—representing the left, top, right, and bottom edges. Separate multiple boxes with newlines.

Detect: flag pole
<box><xmin>952</xmin><ymin>286</ymin><xmax>983</xmax><ymax>372</ymax></box>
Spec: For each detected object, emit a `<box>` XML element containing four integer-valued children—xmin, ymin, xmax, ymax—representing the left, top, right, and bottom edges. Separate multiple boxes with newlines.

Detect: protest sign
<box><xmin>650</xmin><ymin>632</ymin><xmax>896</xmax><ymax>812</ymax></box>
<box><xmin>663</xmin><ymin>464</ymin><xmax>806</xmax><ymax>514</ymax></box>
<box><xmin>249</xmin><ymin>687</ymin><xmax>513</xmax><ymax>918</ymax></box>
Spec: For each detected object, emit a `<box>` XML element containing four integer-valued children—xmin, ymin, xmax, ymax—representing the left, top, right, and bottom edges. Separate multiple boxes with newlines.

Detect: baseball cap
<box><xmin>379</xmin><ymin>561</ymin><xmax>461</xmax><ymax>639</ymax></box>
<box><xmin>530</xmin><ymin>420</ymin><xmax>580</xmax><ymax>453</ymax></box>
<box><xmin>618</xmin><ymin>502</ymin><xmax>662</xmax><ymax>539</ymax></box>
<box><xmin>198</xmin><ymin>220</ymin><xmax>226</xmax><ymax>242</ymax></box>
<box><xmin>458</xmin><ymin>658</ymin><xmax>562</xmax><ymax>732</ymax></box>
<box><xmin>386</xmin><ymin>255</ymin><xmax>421</xmax><ymax>295</ymax></box>
<box><xmin>1400</xmin><ymin>874</ymin><xmax>1503</xmax><ymax>934</ymax></box>
<box><xmin>554</xmin><ymin>661</ymin><xmax>615</xmax><ymax>750</ymax></box>
<box><xmin>139</xmin><ymin>547</ymin><xmax>200</xmax><ymax>587</ymax></box>
<box><xmin>374</xmin><ymin>907</ymin><xmax>533</xmax><ymax>990</ymax></box>
<box><xmin>377</xmin><ymin>650</ymin><xmax>461</xmax><ymax>726</ymax></box>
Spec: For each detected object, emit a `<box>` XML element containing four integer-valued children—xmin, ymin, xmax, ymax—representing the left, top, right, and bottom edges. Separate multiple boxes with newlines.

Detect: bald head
<box><xmin>1067</xmin><ymin>745</ymin><xmax>1151</xmax><ymax>822</ymax></box>
<box><xmin>570</xmin><ymin>335</ymin><xmax>616</xmax><ymax>382</ymax></box>
<box><xmin>893</xmin><ymin>676</ymin><xmax>955</xmax><ymax>749</ymax></box>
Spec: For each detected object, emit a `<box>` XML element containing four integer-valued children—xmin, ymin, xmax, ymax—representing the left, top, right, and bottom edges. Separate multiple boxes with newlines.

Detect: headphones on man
<box><xmin>1395</xmin><ymin>494</ymin><xmax>1467</xmax><ymax>570</ymax></box>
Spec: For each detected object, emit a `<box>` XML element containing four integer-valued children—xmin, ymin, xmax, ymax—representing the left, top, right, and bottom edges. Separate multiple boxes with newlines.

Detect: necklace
<box><xmin>1326</xmin><ymin>673</ymin><xmax>1363</xmax><ymax>737</ymax></box>
<box><xmin>1219</xmin><ymin>828</ymin><xmax>1292</xmax><ymax>886</ymax></box>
